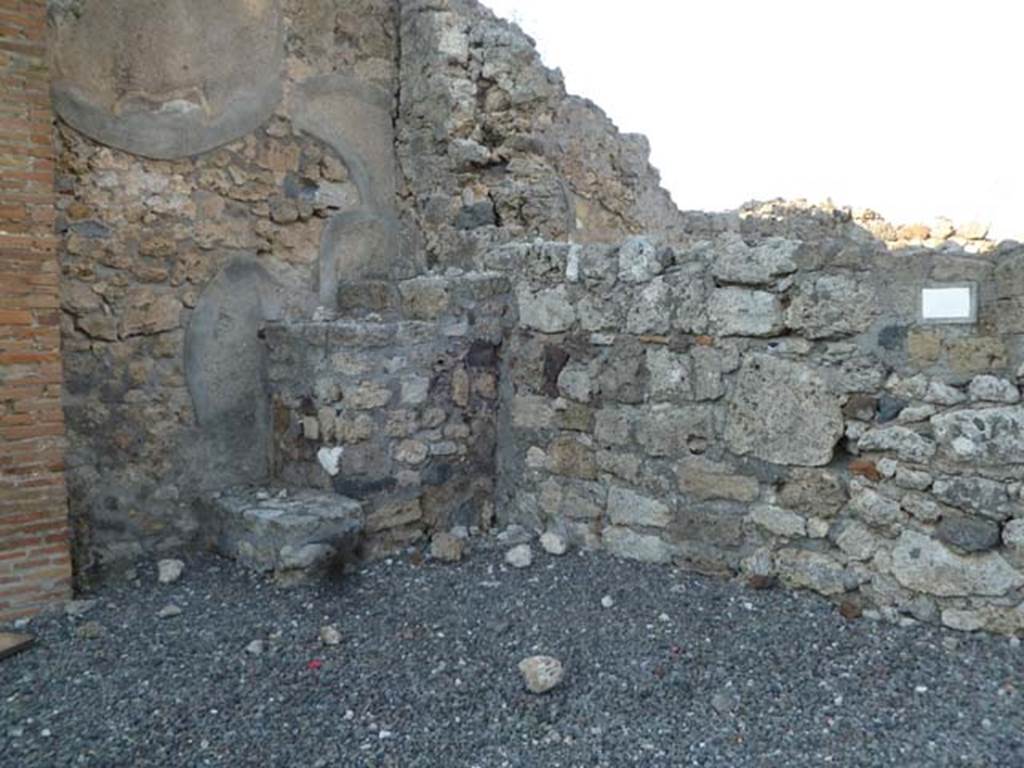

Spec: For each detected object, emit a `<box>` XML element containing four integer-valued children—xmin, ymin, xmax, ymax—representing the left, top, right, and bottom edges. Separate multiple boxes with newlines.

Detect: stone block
<box><xmin>518</xmin><ymin>285</ymin><xmax>575</xmax><ymax>333</ymax></box>
<box><xmin>625</xmin><ymin>278</ymin><xmax>672</xmax><ymax>335</ymax></box>
<box><xmin>845</xmin><ymin>486</ymin><xmax>904</xmax><ymax>530</ymax></box>
<box><xmin>617</xmin><ymin>237</ymin><xmax>663</xmax><ymax>283</ymax></box>
<box><xmin>547</xmin><ymin>436</ymin><xmax>597</xmax><ymax>480</ymax></box>
<box><xmin>365</xmin><ymin>499</ymin><xmax>423</xmax><ymax>535</ymax></box>
<box><xmin>968</xmin><ymin>375</ymin><xmax>1020</xmax><ymax>404</ymax></box>
<box><xmin>933</xmin><ymin>406</ymin><xmax>1024</xmax><ymax>465</ymax></box>
<box><xmin>931</xmin><ymin>476</ymin><xmax>1018</xmax><ymax>521</ymax></box>
<box><xmin>935</xmin><ymin>514</ymin><xmax>1001</xmax><ymax>554</ymax></box>
<box><xmin>707</xmin><ymin>287</ymin><xmax>783</xmax><ymax>337</ymax></box>
<box><xmin>206</xmin><ymin>488</ymin><xmax>363</xmax><ymax>575</ymax></box>
<box><xmin>399</xmin><ymin>277</ymin><xmax>451</xmax><ymax>320</ymax></box>
<box><xmin>602</xmin><ymin>527</ymin><xmax>676</xmax><ymax>564</ymax></box>
<box><xmin>711</xmin><ymin>233</ymin><xmax>799</xmax><ymax>285</ymax></box>
<box><xmin>646</xmin><ymin>347</ymin><xmax>693</xmax><ymax>401</ymax></box>
<box><xmin>833</xmin><ymin>520</ymin><xmax>880</xmax><ymax>561</ymax></box>
<box><xmin>725</xmin><ymin>355</ymin><xmax>843</xmax><ymax>467</ymax></box>
<box><xmin>775</xmin><ymin>549</ymin><xmax>855</xmax><ymax>596</ymax></box>
<box><xmin>636</xmin><ymin>405</ymin><xmax>716</xmax><ymax>457</ymax></box>
<box><xmin>857</xmin><ymin>427</ymin><xmax>936</xmax><ymax>463</ymax></box>
<box><xmin>512</xmin><ymin>395</ymin><xmax>556</xmax><ymax>430</ymax></box>
<box><xmin>784</xmin><ymin>275</ymin><xmax>875</xmax><ymax>340</ymax></box>
<box><xmin>777</xmin><ymin>468</ymin><xmax>847</xmax><ymax>516</ymax></box>
<box><xmin>677</xmin><ymin>458</ymin><xmax>759</xmax><ymax>503</ymax></box>
<box><xmin>749</xmin><ymin>505</ymin><xmax>806</xmax><ymax>538</ymax></box>
<box><xmin>890</xmin><ymin>530</ymin><xmax>1024</xmax><ymax>597</ymax></box>
<box><xmin>608</xmin><ymin>486</ymin><xmax>672</xmax><ymax>528</ymax></box>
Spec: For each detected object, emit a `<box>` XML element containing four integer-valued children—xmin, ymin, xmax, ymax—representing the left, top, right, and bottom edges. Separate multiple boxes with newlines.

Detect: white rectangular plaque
<box><xmin>920</xmin><ymin>284</ymin><xmax>976</xmax><ymax>324</ymax></box>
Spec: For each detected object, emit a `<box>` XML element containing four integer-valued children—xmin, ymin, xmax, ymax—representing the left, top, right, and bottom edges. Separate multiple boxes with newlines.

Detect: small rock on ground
<box><xmin>504</xmin><ymin>544</ymin><xmax>533</xmax><ymax>569</ymax></box>
<box><xmin>244</xmin><ymin>639</ymin><xmax>265</xmax><ymax>656</ymax></box>
<box><xmin>319</xmin><ymin>625</ymin><xmax>342</xmax><ymax>647</ymax></box>
<box><xmin>430</xmin><ymin>532</ymin><xmax>465</xmax><ymax>563</ymax></box>
<box><xmin>518</xmin><ymin>655</ymin><xmax>565</xmax><ymax>694</ymax></box>
<box><xmin>540</xmin><ymin>532</ymin><xmax>567</xmax><ymax>556</ymax></box>
<box><xmin>157</xmin><ymin>559</ymin><xmax>185</xmax><ymax>584</ymax></box>
<box><xmin>157</xmin><ymin>605</ymin><xmax>182</xmax><ymax>619</ymax></box>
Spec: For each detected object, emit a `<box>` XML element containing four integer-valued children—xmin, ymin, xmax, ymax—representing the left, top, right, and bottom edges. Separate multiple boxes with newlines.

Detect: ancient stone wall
<box><xmin>263</xmin><ymin>270</ymin><xmax>510</xmax><ymax>556</ymax></box>
<box><xmin>492</xmin><ymin>205</ymin><xmax>1024</xmax><ymax>634</ymax></box>
<box><xmin>38</xmin><ymin>0</ymin><xmax>1024</xmax><ymax>637</ymax></box>
<box><xmin>51</xmin><ymin>0</ymin><xmax>674</xmax><ymax>576</ymax></box>
<box><xmin>52</xmin><ymin>1</ymin><xmax>399</xmax><ymax>574</ymax></box>
<box><xmin>0</xmin><ymin>0</ymin><xmax>72</xmax><ymax>622</ymax></box>
<box><xmin>395</xmin><ymin>0</ymin><xmax>686</xmax><ymax>268</ymax></box>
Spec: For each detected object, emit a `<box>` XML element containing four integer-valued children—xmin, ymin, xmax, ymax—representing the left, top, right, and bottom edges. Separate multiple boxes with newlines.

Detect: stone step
<box><xmin>202</xmin><ymin>487</ymin><xmax>364</xmax><ymax>577</ymax></box>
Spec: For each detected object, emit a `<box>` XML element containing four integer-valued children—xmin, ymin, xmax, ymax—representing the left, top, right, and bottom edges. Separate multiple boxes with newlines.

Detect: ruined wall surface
<box><xmin>52</xmin><ymin>1</ymin><xmax>397</xmax><ymax>573</ymax></box>
<box><xmin>494</xmin><ymin>205</ymin><xmax>1024</xmax><ymax>635</ymax></box>
<box><xmin>0</xmin><ymin>0</ymin><xmax>72</xmax><ymax>621</ymax></box>
<box><xmin>45</xmin><ymin>0</ymin><xmax>1024</xmax><ymax>637</ymax></box>
<box><xmin>396</xmin><ymin>0</ymin><xmax>687</xmax><ymax>269</ymax></box>
<box><xmin>264</xmin><ymin>271</ymin><xmax>510</xmax><ymax>556</ymax></box>
<box><xmin>52</xmin><ymin>0</ymin><xmax>678</xmax><ymax>575</ymax></box>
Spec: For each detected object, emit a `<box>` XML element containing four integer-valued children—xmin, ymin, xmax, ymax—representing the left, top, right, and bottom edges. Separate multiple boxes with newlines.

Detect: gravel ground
<box><xmin>2</xmin><ymin>543</ymin><xmax>1022</xmax><ymax>768</ymax></box>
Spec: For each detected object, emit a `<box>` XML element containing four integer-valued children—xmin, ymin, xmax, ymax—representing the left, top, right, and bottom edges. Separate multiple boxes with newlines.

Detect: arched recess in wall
<box><xmin>48</xmin><ymin>0</ymin><xmax>285</xmax><ymax>159</ymax></box>
<box><xmin>290</xmin><ymin>74</ymin><xmax>422</xmax><ymax>307</ymax></box>
<box><xmin>317</xmin><ymin>210</ymin><xmax>403</xmax><ymax>307</ymax></box>
<box><xmin>183</xmin><ymin>258</ymin><xmax>285</xmax><ymax>490</ymax></box>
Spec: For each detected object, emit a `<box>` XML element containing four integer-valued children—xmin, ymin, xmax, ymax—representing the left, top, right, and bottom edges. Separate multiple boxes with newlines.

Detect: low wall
<box><xmin>263</xmin><ymin>272</ymin><xmax>510</xmax><ymax>556</ymax></box>
<box><xmin>490</xmin><ymin>217</ymin><xmax>1024</xmax><ymax>634</ymax></box>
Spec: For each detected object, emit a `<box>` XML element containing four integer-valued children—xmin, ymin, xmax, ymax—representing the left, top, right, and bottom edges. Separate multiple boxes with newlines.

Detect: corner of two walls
<box><xmin>46</xmin><ymin>0</ymin><xmax>1024</xmax><ymax>638</ymax></box>
<box><xmin>52</xmin><ymin>0</ymin><xmax>405</xmax><ymax>576</ymax></box>
<box><xmin>52</xmin><ymin>0</ymin><xmax>687</xmax><ymax>576</ymax></box>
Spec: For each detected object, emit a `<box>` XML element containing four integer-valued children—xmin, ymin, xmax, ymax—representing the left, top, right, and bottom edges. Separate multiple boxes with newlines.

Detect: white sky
<box><xmin>485</xmin><ymin>0</ymin><xmax>1023</xmax><ymax>240</ymax></box>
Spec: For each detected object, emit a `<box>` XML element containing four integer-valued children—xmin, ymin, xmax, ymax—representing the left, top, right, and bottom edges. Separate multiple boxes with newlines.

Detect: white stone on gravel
<box><xmin>540</xmin><ymin>532</ymin><xmax>567</xmax><ymax>556</ymax></box>
<box><xmin>505</xmin><ymin>544</ymin><xmax>533</xmax><ymax>569</ymax></box>
<box><xmin>601</xmin><ymin>595</ymin><xmax>614</xmax><ymax>609</ymax></box>
<box><xmin>245</xmin><ymin>640</ymin><xmax>265</xmax><ymax>655</ymax></box>
<box><xmin>157</xmin><ymin>559</ymin><xmax>185</xmax><ymax>584</ymax></box>
<box><xmin>518</xmin><ymin>655</ymin><xmax>565</xmax><ymax>694</ymax></box>
<box><xmin>157</xmin><ymin>605</ymin><xmax>182</xmax><ymax>619</ymax></box>
<box><xmin>319</xmin><ymin>625</ymin><xmax>342</xmax><ymax>646</ymax></box>
<box><xmin>711</xmin><ymin>689</ymin><xmax>740</xmax><ymax>715</ymax></box>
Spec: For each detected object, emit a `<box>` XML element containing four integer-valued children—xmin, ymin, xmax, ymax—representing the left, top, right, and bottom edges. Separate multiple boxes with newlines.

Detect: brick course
<box><xmin>0</xmin><ymin>0</ymin><xmax>71</xmax><ymax>622</ymax></box>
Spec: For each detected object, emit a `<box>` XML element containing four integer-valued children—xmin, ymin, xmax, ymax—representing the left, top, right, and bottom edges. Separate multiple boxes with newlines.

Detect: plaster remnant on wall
<box><xmin>50</xmin><ymin>0</ymin><xmax>285</xmax><ymax>158</ymax></box>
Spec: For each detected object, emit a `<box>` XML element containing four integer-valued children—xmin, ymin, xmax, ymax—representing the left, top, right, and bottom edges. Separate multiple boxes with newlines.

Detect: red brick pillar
<box><xmin>0</xmin><ymin>0</ymin><xmax>72</xmax><ymax>622</ymax></box>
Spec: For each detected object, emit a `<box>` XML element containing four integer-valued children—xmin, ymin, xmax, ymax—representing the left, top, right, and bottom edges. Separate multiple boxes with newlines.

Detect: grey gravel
<box><xmin>1</xmin><ymin>548</ymin><xmax>1022</xmax><ymax>767</ymax></box>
